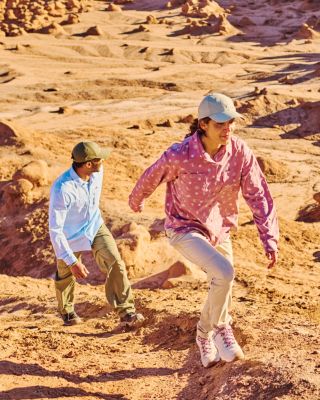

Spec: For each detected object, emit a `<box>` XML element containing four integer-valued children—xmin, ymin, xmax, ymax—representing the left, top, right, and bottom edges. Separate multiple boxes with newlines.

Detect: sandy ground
<box><xmin>0</xmin><ymin>1</ymin><xmax>319</xmax><ymax>399</ymax></box>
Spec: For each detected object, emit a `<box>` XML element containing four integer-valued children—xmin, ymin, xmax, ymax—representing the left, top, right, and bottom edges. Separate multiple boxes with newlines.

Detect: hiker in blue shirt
<box><xmin>49</xmin><ymin>141</ymin><xmax>144</xmax><ymax>327</ymax></box>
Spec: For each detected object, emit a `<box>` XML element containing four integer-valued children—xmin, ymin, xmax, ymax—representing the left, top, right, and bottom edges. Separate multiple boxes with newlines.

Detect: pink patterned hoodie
<box><xmin>129</xmin><ymin>132</ymin><xmax>279</xmax><ymax>253</ymax></box>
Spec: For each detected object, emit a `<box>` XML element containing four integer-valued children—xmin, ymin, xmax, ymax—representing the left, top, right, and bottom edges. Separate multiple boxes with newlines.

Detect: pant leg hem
<box><xmin>197</xmin><ymin>322</ymin><xmax>213</xmax><ymax>338</ymax></box>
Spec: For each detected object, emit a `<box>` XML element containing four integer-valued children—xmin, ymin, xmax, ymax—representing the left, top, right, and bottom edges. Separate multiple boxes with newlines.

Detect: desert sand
<box><xmin>0</xmin><ymin>0</ymin><xmax>319</xmax><ymax>399</ymax></box>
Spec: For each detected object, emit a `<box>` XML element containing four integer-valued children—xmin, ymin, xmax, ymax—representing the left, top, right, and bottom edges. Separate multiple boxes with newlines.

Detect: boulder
<box><xmin>257</xmin><ymin>156</ymin><xmax>289</xmax><ymax>183</ymax></box>
<box><xmin>13</xmin><ymin>160</ymin><xmax>49</xmax><ymax>187</ymax></box>
<box><xmin>146</xmin><ymin>15</ymin><xmax>158</xmax><ymax>24</ymax></box>
<box><xmin>0</xmin><ymin>178</ymin><xmax>33</xmax><ymax>214</ymax></box>
<box><xmin>39</xmin><ymin>22</ymin><xmax>66</xmax><ymax>35</ymax></box>
<box><xmin>106</xmin><ymin>4</ymin><xmax>122</xmax><ymax>12</ymax></box>
<box><xmin>0</xmin><ymin>121</ymin><xmax>19</xmax><ymax>146</ymax></box>
<box><xmin>178</xmin><ymin>114</ymin><xmax>195</xmax><ymax>124</ymax></box>
<box><xmin>313</xmin><ymin>192</ymin><xmax>320</xmax><ymax>204</ymax></box>
<box><xmin>83</xmin><ymin>25</ymin><xmax>104</xmax><ymax>36</ymax></box>
<box><xmin>161</xmin><ymin>260</ymin><xmax>207</xmax><ymax>288</ymax></box>
<box><xmin>116</xmin><ymin>222</ymin><xmax>151</xmax><ymax>278</ymax></box>
<box><xmin>294</xmin><ymin>23</ymin><xmax>320</xmax><ymax>40</ymax></box>
<box><xmin>61</xmin><ymin>13</ymin><xmax>80</xmax><ymax>25</ymax></box>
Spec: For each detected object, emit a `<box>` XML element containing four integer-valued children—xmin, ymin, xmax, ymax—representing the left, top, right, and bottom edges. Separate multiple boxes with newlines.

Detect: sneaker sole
<box><xmin>63</xmin><ymin>318</ymin><xmax>82</xmax><ymax>326</ymax></box>
<box><xmin>203</xmin><ymin>358</ymin><xmax>221</xmax><ymax>368</ymax></box>
<box><xmin>120</xmin><ymin>319</ymin><xmax>145</xmax><ymax>329</ymax></box>
<box><xmin>221</xmin><ymin>353</ymin><xmax>245</xmax><ymax>362</ymax></box>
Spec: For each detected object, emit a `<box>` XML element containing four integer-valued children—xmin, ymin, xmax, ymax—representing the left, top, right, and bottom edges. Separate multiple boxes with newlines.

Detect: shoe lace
<box><xmin>66</xmin><ymin>312</ymin><xmax>75</xmax><ymax>321</ymax></box>
<box><xmin>217</xmin><ymin>326</ymin><xmax>236</xmax><ymax>348</ymax></box>
<box><xmin>197</xmin><ymin>336</ymin><xmax>214</xmax><ymax>355</ymax></box>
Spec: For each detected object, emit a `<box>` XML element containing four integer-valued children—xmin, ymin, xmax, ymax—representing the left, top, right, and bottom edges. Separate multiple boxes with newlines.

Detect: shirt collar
<box><xmin>192</xmin><ymin>131</ymin><xmax>231</xmax><ymax>163</ymax></box>
<box><xmin>69</xmin><ymin>167</ymin><xmax>90</xmax><ymax>186</ymax></box>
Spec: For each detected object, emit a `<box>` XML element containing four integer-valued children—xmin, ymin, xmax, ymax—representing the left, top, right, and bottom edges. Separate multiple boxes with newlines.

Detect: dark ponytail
<box><xmin>185</xmin><ymin>117</ymin><xmax>211</xmax><ymax>139</ymax></box>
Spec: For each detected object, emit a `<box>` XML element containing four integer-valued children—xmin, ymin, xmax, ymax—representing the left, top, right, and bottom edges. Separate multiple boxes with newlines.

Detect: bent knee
<box><xmin>95</xmin><ymin>248</ymin><xmax>125</xmax><ymax>271</ymax></box>
<box><xmin>207</xmin><ymin>257</ymin><xmax>234</xmax><ymax>283</ymax></box>
<box><xmin>221</xmin><ymin>261</ymin><xmax>235</xmax><ymax>282</ymax></box>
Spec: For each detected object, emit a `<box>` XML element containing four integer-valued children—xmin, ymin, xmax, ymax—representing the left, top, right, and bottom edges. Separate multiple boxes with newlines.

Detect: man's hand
<box><xmin>70</xmin><ymin>261</ymin><xmax>89</xmax><ymax>279</ymax></box>
<box><xmin>266</xmin><ymin>251</ymin><xmax>278</xmax><ymax>269</ymax></box>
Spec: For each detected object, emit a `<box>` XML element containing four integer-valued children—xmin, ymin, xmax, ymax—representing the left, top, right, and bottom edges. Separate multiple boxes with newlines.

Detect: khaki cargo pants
<box><xmin>54</xmin><ymin>224</ymin><xmax>135</xmax><ymax>317</ymax></box>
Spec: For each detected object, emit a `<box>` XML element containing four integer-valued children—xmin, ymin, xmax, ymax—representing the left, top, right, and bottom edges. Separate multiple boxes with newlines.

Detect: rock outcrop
<box><xmin>257</xmin><ymin>157</ymin><xmax>290</xmax><ymax>183</ymax></box>
<box><xmin>13</xmin><ymin>160</ymin><xmax>49</xmax><ymax>187</ymax></box>
<box><xmin>0</xmin><ymin>0</ymin><xmax>91</xmax><ymax>36</ymax></box>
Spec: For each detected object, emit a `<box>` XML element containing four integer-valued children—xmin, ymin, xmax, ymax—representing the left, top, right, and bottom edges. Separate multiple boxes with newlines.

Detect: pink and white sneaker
<box><xmin>214</xmin><ymin>325</ymin><xmax>244</xmax><ymax>362</ymax></box>
<box><xmin>196</xmin><ymin>333</ymin><xmax>220</xmax><ymax>368</ymax></box>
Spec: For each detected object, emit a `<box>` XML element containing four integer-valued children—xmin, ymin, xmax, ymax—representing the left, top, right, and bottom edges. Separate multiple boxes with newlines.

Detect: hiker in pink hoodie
<box><xmin>129</xmin><ymin>93</ymin><xmax>279</xmax><ymax>368</ymax></box>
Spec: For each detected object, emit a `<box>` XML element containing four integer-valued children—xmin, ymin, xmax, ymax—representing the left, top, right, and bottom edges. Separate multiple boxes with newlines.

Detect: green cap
<box><xmin>71</xmin><ymin>141</ymin><xmax>110</xmax><ymax>163</ymax></box>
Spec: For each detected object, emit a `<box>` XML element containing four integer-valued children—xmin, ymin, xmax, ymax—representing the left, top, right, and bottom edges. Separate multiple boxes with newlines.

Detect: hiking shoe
<box><xmin>196</xmin><ymin>334</ymin><xmax>220</xmax><ymax>368</ymax></box>
<box><xmin>61</xmin><ymin>311</ymin><xmax>82</xmax><ymax>326</ymax></box>
<box><xmin>213</xmin><ymin>325</ymin><xmax>244</xmax><ymax>362</ymax></box>
<box><xmin>120</xmin><ymin>312</ymin><xmax>145</xmax><ymax>328</ymax></box>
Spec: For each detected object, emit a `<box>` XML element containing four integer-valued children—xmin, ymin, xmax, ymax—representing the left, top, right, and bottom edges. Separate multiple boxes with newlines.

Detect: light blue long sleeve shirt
<box><xmin>49</xmin><ymin>166</ymin><xmax>104</xmax><ymax>266</ymax></box>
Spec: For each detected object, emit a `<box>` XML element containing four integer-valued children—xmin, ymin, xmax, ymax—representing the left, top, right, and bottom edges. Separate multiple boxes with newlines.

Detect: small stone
<box><xmin>313</xmin><ymin>192</ymin><xmax>320</xmax><ymax>204</ymax></box>
<box><xmin>199</xmin><ymin>377</ymin><xmax>206</xmax><ymax>385</ymax></box>
<box><xmin>13</xmin><ymin>160</ymin><xmax>49</xmax><ymax>187</ymax></box>
<box><xmin>57</xmin><ymin>106</ymin><xmax>76</xmax><ymax>115</ymax></box>
<box><xmin>146</xmin><ymin>15</ymin><xmax>158</xmax><ymax>24</ymax></box>
<box><xmin>162</xmin><ymin>118</ymin><xmax>174</xmax><ymax>127</ymax></box>
<box><xmin>179</xmin><ymin>114</ymin><xmax>194</xmax><ymax>124</ymax></box>
<box><xmin>84</xmin><ymin>25</ymin><xmax>104</xmax><ymax>36</ymax></box>
<box><xmin>64</xmin><ymin>350</ymin><xmax>75</xmax><ymax>358</ymax></box>
<box><xmin>43</xmin><ymin>87</ymin><xmax>58</xmax><ymax>92</ymax></box>
<box><xmin>40</xmin><ymin>22</ymin><xmax>66</xmax><ymax>35</ymax></box>
<box><xmin>61</xmin><ymin>13</ymin><xmax>79</xmax><ymax>25</ymax></box>
<box><xmin>137</xmin><ymin>25</ymin><xmax>149</xmax><ymax>32</ymax></box>
<box><xmin>106</xmin><ymin>4</ymin><xmax>122</xmax><ymax>12</ymax></box>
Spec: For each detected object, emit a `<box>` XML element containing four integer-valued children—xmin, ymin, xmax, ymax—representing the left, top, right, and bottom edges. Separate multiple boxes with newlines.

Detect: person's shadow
<box><xmin>0</xmin><ymin>385</ymin><xmax>127</xmax><ymax>400</ymax></box>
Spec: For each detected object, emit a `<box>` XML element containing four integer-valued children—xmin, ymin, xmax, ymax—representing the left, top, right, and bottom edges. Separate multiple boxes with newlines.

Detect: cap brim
<box><xmin>209</xmin><ymin>111</ymin><xmax>243</xmax><ymax>123</ymax></box>
<box><xmin>98</xmin><ymin>148</ymin><xmax>111</xmax><ymax>159</ymax></box>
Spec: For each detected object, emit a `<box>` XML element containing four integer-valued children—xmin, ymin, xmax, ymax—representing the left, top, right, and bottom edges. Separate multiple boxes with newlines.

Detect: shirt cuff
<box><xmin>128</xmin><ymin>196</ymin><xmax>143</xmax><ymax>212</ymax></box>
<box><xmin>264</xmin><ymin>238</ymin><xmax>278</xmax><ymax>253</ymax></box>
<box><xmin>63</xmin><ymin>253</ymin><xmax>78</xmax><ymax>267</ymax></box>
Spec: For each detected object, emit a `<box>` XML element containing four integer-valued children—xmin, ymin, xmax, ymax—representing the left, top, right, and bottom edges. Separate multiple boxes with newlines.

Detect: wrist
<box><xmin>68</xmin><ymin>261</ymin><xmax>77</xmax><ymax>268</ymax></box>
<box><xmin>64</xmin><ymin>253</ymin><xmax>78</xmax><ymax>267</ymax></box>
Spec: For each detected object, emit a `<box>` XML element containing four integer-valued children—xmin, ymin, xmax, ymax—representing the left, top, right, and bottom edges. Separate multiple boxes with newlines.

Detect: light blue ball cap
<box><xmin>198</xmin><ymin>93</ymin><xmax>243</xmax><ymax>122</ymax></box>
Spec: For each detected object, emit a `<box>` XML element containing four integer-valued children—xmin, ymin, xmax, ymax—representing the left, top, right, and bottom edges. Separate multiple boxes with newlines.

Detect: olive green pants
<box><xmin>54</xmin><ymin>224</ymin><xmax>135</xmax><ymax>317</ymax></box>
